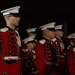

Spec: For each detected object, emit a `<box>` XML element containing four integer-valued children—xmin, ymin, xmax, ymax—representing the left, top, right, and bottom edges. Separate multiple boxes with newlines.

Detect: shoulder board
<box><xmin>0</xmin><ymin>27</ymin><xmax>8</xmax><ymax>32</ymax></box>
<box><xmin>52</xmin><ymin>38</ymin><xmax>57</xmax><ymax>42</ymax></box>
<box><xmin>39</xmin><ymin>39</ymin><xmax>46</xmax><ymax>44</ymax></box>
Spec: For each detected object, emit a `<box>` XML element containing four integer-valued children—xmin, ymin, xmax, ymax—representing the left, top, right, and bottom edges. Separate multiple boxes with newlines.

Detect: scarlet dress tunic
<box><xmin>52</xmin><ymin>38</ymin><xmax>65</xmax><ymax>67</ymax></box>
<box><xmin>35</xmin><ymin>39</ymin><xmax>65</xmax><ymax>75</ymax></box>
<box><xmin>35</xmin><ymin>39</ymin><xmax>58</xmax><ymax>75</ymax></box>
<box><xmin>66</xmin><ymin>45</ymin><xmax>75</xmax><ymax>75</ymax></box>
<box><xmin>0</xmin><ymin>27</ymin><xmax>21</xmax><ymax>75</ymax></box>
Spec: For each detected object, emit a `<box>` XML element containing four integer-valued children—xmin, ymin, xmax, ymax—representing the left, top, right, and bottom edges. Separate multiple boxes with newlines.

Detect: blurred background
<box><xmin>0</xmin><ymin>0</ymin><xmax>75</xmax><ymax>40</ymax></box>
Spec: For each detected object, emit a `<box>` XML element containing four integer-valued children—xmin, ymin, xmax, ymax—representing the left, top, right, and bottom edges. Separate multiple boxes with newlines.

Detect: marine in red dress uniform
<box><xmin>66</xmin><ymin>45</ymin><xmax>75</xmax><ymax>75</ymax></box>
<box><xmin>21</xmin><ymin>36</ymin><xmax>37</xmax><ymax>75</ymax></box>
<box><xmin>0</xmin><ymin>6</ymin><xmax>22</xmax><ymax>75</ymax></box>
<box><xmin>36</xmin><ymin>22</ymin><xmax>62</xmax><ymax>75</ymax></box>
<box><xmin>36</xmin><ymin>23</ymin><xmax>66</xmax><ymax>75</ymax></box>
<box><xmin>66</xmin><ymin>34</ymin><xmax>75</xmax><ymax>75</ymax></box>
<box><xmin>54</xmin><ymin>25</ymin><xmax>65</xmax><ymax>68</ymax></box>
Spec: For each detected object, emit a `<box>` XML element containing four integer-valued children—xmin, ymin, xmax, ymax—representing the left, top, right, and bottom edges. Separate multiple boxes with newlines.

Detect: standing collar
<box><xmin>6</xmin><ymin>26</ymin><xmax>15</xmax><ymax>32</ymax></box>
<box><xmin>43</xmin><ymin>38</ymin><xmax>52</xmax><ymax>42</ymax></box>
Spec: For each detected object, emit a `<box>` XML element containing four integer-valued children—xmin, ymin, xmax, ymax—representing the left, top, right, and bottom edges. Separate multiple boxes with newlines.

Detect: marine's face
<box><xmin>47</xmin><ymin>29</ymin><xmax>55</xmax><ymax>39</ymax></box>
<box><xmin>27</xmin><ymin>42</ymin><xmax>36</xmax><ymax>50</ymax></box>
<box><xmin>28</xmin><ymin>32</ymin><xmax>37</xmax><ymax>38</ymax></box>
<box><xmin>44</xmin><ymin>29</ymin><xmax>55</xmax><ymax>40</ymax></box>
<box><xmin>9</xmin><ymin>15</ymin><xmax>20</xmax><ymax>26</ymax></box>
<box><xmin>55</xmin><ymin>30</ymin><xmax>64</xmax><ymax>38</ymax></box>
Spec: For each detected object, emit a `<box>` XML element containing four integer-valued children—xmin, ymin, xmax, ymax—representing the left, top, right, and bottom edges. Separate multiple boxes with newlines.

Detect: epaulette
<box><xmin>0</xmin><ymin>27</ymin><xmax>8</xmax><ymax>32</ymax></box>
<box><xmin>39</xmin><ymin>39</ymin><xmax>46</xmax><ymax>44</ymax></box>
<box><xmin>52</xmin><ymin>38</ymin><xmax>57</xmax><ymax>42</ymax></box>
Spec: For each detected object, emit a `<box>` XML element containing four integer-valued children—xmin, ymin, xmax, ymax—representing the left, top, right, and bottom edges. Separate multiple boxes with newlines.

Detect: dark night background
<box><xmin>0</xmin><ymin>0</ymin><xmax>75</xmax><ymax>40</ymax></box>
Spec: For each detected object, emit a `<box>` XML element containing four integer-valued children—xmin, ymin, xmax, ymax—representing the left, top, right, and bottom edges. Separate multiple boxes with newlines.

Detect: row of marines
<box><xmin>0</xmin><ymin>5</ymin><xmax>75</xmax><ymax>75</ymax></box>
<box><xmin>21</xmin><ymin>22</ymin><xmax>75</xmax><ymax>75</ymax></box>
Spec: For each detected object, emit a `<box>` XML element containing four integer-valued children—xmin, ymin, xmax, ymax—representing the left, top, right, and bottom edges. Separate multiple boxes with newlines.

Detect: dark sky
<box><xmin>0</xmin><ymin>0</ymin><xmax>75</xmax><ymax>39</ymax></box>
